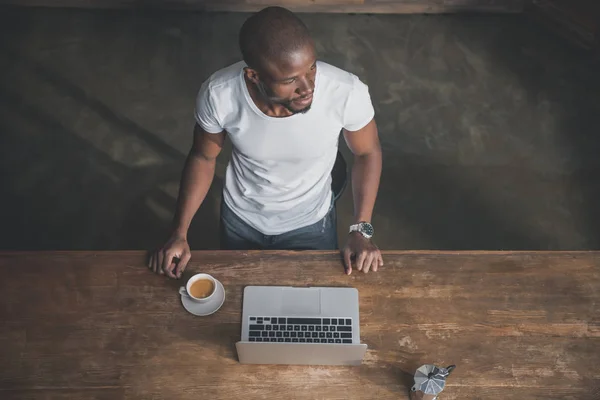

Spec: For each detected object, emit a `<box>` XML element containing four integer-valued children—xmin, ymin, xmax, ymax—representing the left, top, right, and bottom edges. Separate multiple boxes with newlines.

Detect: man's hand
<box><xmin>341</xmin><ymin>232</ymin><xmax>383</xmax><ymax>275</ymax></box>
<box><xmin>148</xmin><ymin>234</ymin><xmax>191</xmax><ymax>279</ymax></box>
<box><xmin>147</xmin><ymin>124</ymin><xmax>223</xmax><ymax>279</ymax></box>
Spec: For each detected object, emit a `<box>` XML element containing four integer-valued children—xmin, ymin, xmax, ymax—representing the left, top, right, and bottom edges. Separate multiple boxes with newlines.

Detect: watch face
<box><xmin>360</xmin><ymin>222</ymin><xmax>374</xmax><ymax>237</ymax></box>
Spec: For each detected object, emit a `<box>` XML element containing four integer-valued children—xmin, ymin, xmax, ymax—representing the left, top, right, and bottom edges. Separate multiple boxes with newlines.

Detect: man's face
<box><xmin>254</xmin><ymin>43</ymin><xmax>317</xmax><ymax>114</ymax></box>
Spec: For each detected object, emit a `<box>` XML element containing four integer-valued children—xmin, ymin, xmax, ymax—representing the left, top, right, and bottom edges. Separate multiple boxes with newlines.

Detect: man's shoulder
<box><xmin>317</xmin><ymin>61</ymin><xmax>361</xmax><ymax>89</ymax></box>
<box><xmin>202</xmin><ymin>61</ymin><xmax>245</xmax><ymax>94</ymax></box>
<box><xmin>196</xmin><ymin>61</ymin><xmax>245</xmax><ymax>130</ymax></box>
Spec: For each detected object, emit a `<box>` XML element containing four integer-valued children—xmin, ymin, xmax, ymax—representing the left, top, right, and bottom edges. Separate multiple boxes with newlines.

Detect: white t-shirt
<box><xmin>195</xmin><ymin>61</ymin><xmax>375</xmax><ymax>235</ymax></box>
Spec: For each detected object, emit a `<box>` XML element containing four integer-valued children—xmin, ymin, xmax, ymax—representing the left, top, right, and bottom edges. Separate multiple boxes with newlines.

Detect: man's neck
<box><xmin>244</xmin><ymin>76</ymin><xmax>294</xmax><ymax>118</ymax></box>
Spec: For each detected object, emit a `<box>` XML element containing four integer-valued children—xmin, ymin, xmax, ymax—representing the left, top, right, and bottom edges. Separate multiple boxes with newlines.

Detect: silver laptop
<box><xmin>236</xmin><ymin>286</ymin><xmax>368</xmax><ymax>366</ymax></box>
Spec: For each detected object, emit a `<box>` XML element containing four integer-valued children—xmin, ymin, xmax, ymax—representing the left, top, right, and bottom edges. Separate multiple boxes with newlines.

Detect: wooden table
<box><xmin>1</xmin><ymin>251</ymin><xmax>599</xmax><ymax>399</ymax></box>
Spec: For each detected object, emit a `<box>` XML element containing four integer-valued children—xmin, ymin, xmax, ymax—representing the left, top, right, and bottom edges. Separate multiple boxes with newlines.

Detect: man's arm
<box><xmin>343</xmin><ymin>118</ymin><xmax>382</xmax><ymax>224</ymax></box>
<box><xmin>148</xmin><ymin>123</ymin><xmax>225</xmax><ymax>278</ymax></box>
<box><xmin>341</xmin><ymin>118</ymin><xmax>383</xmax><ymax>275</ymax></box>
<box><xmin>172</xmin><ymin>124</ymin><xmax>225</xmax><ymax>238</ymax></box>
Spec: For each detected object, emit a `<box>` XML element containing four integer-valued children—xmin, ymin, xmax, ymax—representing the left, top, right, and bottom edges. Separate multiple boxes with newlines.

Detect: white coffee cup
<box><xmin>179</xmin><ymin>273</ymin><xmax>217</xmax><ymax>303</ymax></box>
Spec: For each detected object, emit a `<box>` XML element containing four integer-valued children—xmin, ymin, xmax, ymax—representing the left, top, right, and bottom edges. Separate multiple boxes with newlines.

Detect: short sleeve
<box><xmin>342</xmin><ymin>75</ymin><xmax>375</xmax><ymax>132</ymax></box>
<box><xmin>195</xmin><ymin>80</ymin><xmax>223</xmax><ymax>134</ymax></box>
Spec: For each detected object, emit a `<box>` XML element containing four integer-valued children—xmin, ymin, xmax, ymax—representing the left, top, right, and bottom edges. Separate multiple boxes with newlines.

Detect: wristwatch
<box><xmin>349</xmin><ymin>222</ymin><xmax>374</xmax><ymax>239</ymax></box>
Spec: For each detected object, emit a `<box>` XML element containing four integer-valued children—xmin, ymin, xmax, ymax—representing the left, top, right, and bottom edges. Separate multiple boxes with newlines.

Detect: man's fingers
<box><xmin>363</xmin><ymin>253</ymin><xmax>375</xmax><ymax>273</ymax></box>
<box><xmin>156</xmin><ymin>251</ymin><xmax>164</xmax><ymax>274</ymax></box>
<box><xmin>168</xmin><ymin>262</ymin><xmax>178</xmax><ymax>278</ymax></box>
<box><xmin>375</xmin><ymin>254</ymin><xmax>383</xmax><ymax>271</ymax></box>
<box><xmin>162</xmin><ymin>252</ymin><xmax>177</xmax><ymax>278</ymax></box>
<box><xmin>371</xmin><ymin>254</ymin><xmax>379</xmax><ymax>272</ymax></box>
<box><xmin>372</xmin><ymin>253</ymin><xmax>381</xmax><ymax>272</ymax></box>
<box><xmin>153</xmin><ymin>253</ymin><xmax>164</xmax><ymax>274</ymax></box>
<box><xmin>356</xmin><ymin>252</ymin><xmax>367</xmax><ymax>272</ymax></box>
<box><xmin>176</xmin><ymin>251</ymin><xmax>191</xmax><ymax>279</ymax></box>
<box><xmin>362</xmin><ymin>254</ymin><xmax>371</xmax><ymax>273</ymax></box>
<box><xmin>155</xmin><ymin>252</ymin><xmax>165</xmax><ymax>275</ymax></box>
<box><xmin>343</xmin><ymin>249</ymin><xmax>353</xmax><ymax>275</ymax></box>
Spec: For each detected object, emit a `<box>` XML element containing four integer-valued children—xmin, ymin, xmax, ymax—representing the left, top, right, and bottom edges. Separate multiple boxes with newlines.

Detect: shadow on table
<box><xmin>161</xmin><ymin>268</ymin><xmax>241</xmax><ymax>362</ymax></box>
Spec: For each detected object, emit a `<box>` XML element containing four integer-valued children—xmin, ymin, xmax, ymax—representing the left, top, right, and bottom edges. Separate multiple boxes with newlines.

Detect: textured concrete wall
<box><xmin>1</xmin><ymin>8</ymin><xmax>599</xmax><ymax>250</ymax></box>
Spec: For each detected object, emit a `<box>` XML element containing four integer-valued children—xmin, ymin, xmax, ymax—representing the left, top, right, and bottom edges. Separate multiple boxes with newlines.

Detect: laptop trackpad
<box><xmin>282</xmin><ymin>288</ymin><xmax>321</xmax><ymax>315</ymax></box>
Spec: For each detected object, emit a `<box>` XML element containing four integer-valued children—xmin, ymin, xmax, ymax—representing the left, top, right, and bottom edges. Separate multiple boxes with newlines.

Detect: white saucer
<box><xmin>180</xmin><ymin>280</ymin><xmax>225</xmax><ymax>316</ymax></box>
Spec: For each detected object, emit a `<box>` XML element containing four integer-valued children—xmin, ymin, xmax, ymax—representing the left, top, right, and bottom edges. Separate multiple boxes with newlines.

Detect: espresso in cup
<box><xmin>182</xmin><ymin>273</ymin><xmax>218</xmax><ymax>303</ymax></box>
<box><xmin>189</xmin><ymin>278</ymin><xmax>215</xmax><ymax>299</ymax></box>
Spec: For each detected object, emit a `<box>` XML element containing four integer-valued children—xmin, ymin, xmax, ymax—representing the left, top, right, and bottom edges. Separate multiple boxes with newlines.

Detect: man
<box><xmin>148</xmin><ymin>6</ymin><xmax>383</xmax><ymax>278</ymax></box>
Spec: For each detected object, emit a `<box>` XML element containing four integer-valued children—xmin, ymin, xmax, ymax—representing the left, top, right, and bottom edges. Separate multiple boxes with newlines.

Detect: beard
<box><xmin>257</xmin><ymin>80</ymin><xmax>312</xmax><ymax>115</ymax></box>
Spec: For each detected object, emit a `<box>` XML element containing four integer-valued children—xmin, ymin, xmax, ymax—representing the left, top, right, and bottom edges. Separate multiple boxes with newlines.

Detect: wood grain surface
<box><xmin>0</xmin><ymin>0</ymin><xmax>524</xmax><ymax>13</ymax></box>
<box><xmin>0</xmin><ymin>251</ymin><xmax>599</xmax><ymax>399</ymax></box>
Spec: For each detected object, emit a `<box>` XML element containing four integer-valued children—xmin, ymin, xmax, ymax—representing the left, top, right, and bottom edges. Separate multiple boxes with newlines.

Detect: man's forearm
<box><xmin>172</xmin><ymin>152</ymin><xmax>216</xmax><ymax>238</ymax></box>
<box><xmin>351</xmin><ymin>148</ymin><xmax>382</xmax><ymax>224</ymax></box>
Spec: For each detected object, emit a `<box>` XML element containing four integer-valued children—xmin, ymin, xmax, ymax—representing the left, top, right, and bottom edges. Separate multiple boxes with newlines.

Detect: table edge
<box><xmin>1</xmin><ymin>250</ymin><xmax>599</xmax><ymax>256</ymax></box>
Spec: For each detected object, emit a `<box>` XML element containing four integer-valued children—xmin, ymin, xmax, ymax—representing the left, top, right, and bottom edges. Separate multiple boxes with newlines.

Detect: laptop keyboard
<box><xmin>247</xmin><ymin>317</ymin><xmax>353</xmax><ymax>344</ymax></box>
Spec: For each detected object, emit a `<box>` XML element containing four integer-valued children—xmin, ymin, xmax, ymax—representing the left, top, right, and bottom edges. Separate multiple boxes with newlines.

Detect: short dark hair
<box><xmin>239</xmin><ymin>7</ymin><xmax>312</xmax><ymax>71</ymax></box>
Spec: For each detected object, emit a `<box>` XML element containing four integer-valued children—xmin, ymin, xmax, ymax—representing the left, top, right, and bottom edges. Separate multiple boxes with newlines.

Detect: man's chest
<box><xmin>225</xmin><ymin>114</ymin><xmax>342</xmax><ymax>162</ymax></box>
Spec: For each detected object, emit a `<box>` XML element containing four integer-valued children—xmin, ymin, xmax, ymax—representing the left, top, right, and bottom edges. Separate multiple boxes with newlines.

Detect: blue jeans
<box><xmin>219</xmin><ymin>199</ymin><xmax>338</xmax><ymax>250</ymax></box>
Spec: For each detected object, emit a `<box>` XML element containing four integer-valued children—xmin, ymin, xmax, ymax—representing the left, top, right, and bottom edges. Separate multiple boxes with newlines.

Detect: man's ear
<box><xmin>244</xmin><ymin>67</ymin><xmax>261</xmax><ymax>85</ymax></box>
